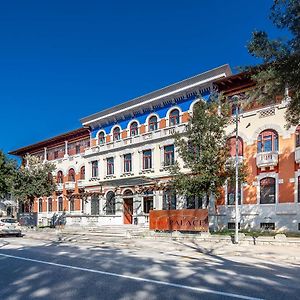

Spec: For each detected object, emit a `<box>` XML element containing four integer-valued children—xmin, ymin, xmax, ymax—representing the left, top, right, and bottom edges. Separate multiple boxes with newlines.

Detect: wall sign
<box><xmin>149</xmin><ymin>209</ymin><xmax>209</xmax><ymax>232</ymax></box>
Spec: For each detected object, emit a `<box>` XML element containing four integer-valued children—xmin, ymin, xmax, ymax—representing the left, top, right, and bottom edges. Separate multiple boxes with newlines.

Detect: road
<box><xmin>0</xmin><ymin>235</ymin><xmax>300</xmax><ymax>300</ymax></box>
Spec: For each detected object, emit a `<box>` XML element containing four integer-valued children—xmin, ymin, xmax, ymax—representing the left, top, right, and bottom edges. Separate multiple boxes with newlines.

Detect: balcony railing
<box><xmin>84</xmin><ymin>124</ymin><xmax>187</xmax><ymax>156</ymax></box>
<box><xmin>77</xmin><ymin>180</ymin><xmax>86</xmax><ymax>189</ymax></box>
<box><xmin>65</xmin><ymin>181</ymin><xmax>76</xmax><ymax>190</ymax></box>
<box><xmin>56</xmin><ymin>183</ymin><xmax>63</xmax><ymax>191</ymax></box>
<box><xmin>295</xmin><ymin>147</ymin><xmax>300</xmax><ymax>164</ymax></box>
<box><xmin>256</xmin><ymin>151</ymin><xmax>279</xmax><ymax>168</ymax></box>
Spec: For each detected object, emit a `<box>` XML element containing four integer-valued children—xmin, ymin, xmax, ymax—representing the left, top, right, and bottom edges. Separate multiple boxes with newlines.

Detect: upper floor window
<box><xmin>143</xmin><ymin>150</ymin><xmax>152</xmax><ymax>170</ymax></box>
<box><xmin>124</xmin><ymin>154</ymin><xmax>132</xmax><ymax>173</ymax></box>
<box><xmin>68</xmin><ymin>168</ymin><xmax>76</xmax><ymax>182</ymax></box>
<box><xmin>260</xmin><ymin>177</ymin><xmax>276</xmax><ymax>204</ymax></box>
<box><xmin>80</xmin><ymin>166</ymin><xmax>85</xmax><ymax>180</ymax></box>
<box><xmin>257</xmin><ymin>130</ymin><xmax>278</xmax><ymax>153</ymax></box>
<box><xmin>98</xmin><ymin>131</ymin><xmax>105</xmax><ymax>145</ymax></box>
<box><xmin>75</xmin><ymin>144</ymin><xmax>80</xmax><ymax>154</ymax></box>
<box><xmin>296</xmin><ymin>125</ymin><xmax>300</xmax><ymax>148</ymax></box>
<box><xmin>169</xmin><ymin>109</ymin><xmax>180</xmax><ymax>126</ymax></box>
<box><xmin>148</xmin><ymin>116</ymin><xmax>158</xmax><ymax>131</ymax></box>
<box><xmin>57</xmin><ymin>171</ymin><xmax>64</xmax><ymax>184</ymax></box>
<box><xmin>227</xmin><ymin>182</ymin><xmax>241</xmax><ymax>205</ymax></box>
<box><xmin>130</xmin><ymin>122</ymin><xmax>139</xmax><ymax>136</ymax></box>
<box><xmin>227</xmin><ymin>137</ymin><xmax>243</xmax><ymax>157</ymax></box>
<box><xmin>91</xmin><ymin>161</ymin><xmax>98</xmax><ymax>178</ymax></box>
<box><xmin>54</xmin><ymin>151</ymin><xmax>59</xmax><ymax>159</ymax></box>
<box><xmin>164</xmin><ymin>145</ymin><xmax>175</xmax><ymax>166</ymax></box>
<box><xmin>107</xmin><ymin>157</ymin><xmax>114</xmax><ymax>175</ymax></box>
<box><xmin>113</xmin><ymin>127</ymin><xmax>121</xmax><ymax>141</ymax></box>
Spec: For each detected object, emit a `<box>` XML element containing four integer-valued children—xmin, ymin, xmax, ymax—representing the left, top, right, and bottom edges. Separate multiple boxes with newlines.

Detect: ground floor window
<box><xmin>186</xmin><ymin>195</ymin><xmax>202</xmax><ymax>209</ymax></box>
<box><xmin>260</xmin><ymin>177</ymin><xmax>276</xmax><ymax>204</ymax></box>
<box><xmin>106</xmin><ymin>191</ymin><xmax>116</xmax><ymax>215</ymax></box>
<box><xmin>143</xmin><ymin>196</ymin><xmax>153</xmax><ymax>213</ymax></box>
<box><xmin>163</xmin><ymin>191</ymin><xmax>176</xmax><ymax>210</ymax></box>
<box><xmin>58</xmin><ymin>197</ymin><xmax>63</xmax><ymax>212</ymax></box>
<box><xmin>260</xmin><ymin>223</ymin><xmax>275</xmax><ymax>230</ymax></box>
<box><xmin>228</xmin><ymin>222</ymin><xmax>240</xmax><ymax>230</ymax></box>
<box><xmin>38</xmin><ymin>199</ymin><xmax>43</xmax><ymax>212</ymax></box>
<box><xmin>48</xmin><ymin>198</ymin><xmax>52</xmax><ymax>212</ymax></box>
<box><xmin>91</xmin><ymin>196</ymin><xmax>99</xmax><ymax>215</ymax></box>
<box><xmin>70</xmin><ymin>199</ymin><xmax>75</xmax><ymax>211</ymax></box>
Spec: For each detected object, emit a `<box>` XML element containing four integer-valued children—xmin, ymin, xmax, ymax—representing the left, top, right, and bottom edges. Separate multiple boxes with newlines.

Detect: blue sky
<box><xmin>0</xmin><ymin>0</ymin><xmax>284</xmax><ymax>156</ymax></box>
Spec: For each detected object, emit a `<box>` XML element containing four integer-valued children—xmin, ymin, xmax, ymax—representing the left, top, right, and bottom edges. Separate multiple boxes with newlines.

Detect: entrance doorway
<box><xmin>91</xmin><ymin>196</ymin><xmax>99</xmax><ymax>215</ymax></box>
<box><xmin>123</xmin><ymin>190</ymin><xmax>133</xmax><ymax>224</ymax></box>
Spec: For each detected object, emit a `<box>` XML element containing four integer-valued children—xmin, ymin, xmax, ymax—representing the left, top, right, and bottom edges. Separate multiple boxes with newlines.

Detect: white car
<box><xmin>0</xmin><ymin>218</ymin><xmax>22</xmax><ymax>237</ymax></box>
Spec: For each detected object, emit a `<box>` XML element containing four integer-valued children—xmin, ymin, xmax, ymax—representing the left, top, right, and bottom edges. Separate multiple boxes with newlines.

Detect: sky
<box><xmin>0</xmin><ymin>0</ymin><xmax>285</xmax><ymax>157</ymax></box>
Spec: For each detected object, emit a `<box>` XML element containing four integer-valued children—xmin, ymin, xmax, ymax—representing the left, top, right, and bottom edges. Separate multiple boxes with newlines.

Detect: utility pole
<box><xmin>233</xmin><ymin>95</ymin><xmax>240</xmax><ymax>244</ymax></box>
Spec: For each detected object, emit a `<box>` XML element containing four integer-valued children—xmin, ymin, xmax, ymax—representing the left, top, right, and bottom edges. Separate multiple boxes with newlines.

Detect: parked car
<box><xmin>0</xmin><ymin>218</ymin><xmax>22</xmax><ymax>237</ymax></box>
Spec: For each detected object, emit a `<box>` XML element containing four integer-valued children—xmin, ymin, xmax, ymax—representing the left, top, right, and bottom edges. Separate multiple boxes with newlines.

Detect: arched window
<box><xmin>38</xmin><ymin>198</ymin><xmax>43</xmax><ymax>212</ymax></box>
<box><xmin>57</xmin><ymin>171</ymin><xmax>64</xmax><ymax>184</ymax></box>
<box><xmin>227</xmin><ymin>137</ymin><xmax>243</xmax><ymax>157</ymax></box>
<box><xmin>295</xmin><ymin>125</ymin><xmax>300</xmax><ymax>148</ymax></box>
<box><xmin>148</xmin><ymin>116</ymin><xmax>158</xmax><ymax>131</ymax></box>
<box><xmin>58</xmin><ymin>196</ymin><xmax>63</xmax><ymax>212</ymax></box>
<box><xmin>130</xmin><ymin>122</ymin><xmax>139</xmax><ymax>136</ymax></box>
<box><xmin>106</xmin><ymin>191</ymin><xmax>116</xmax><ymax>215</ymax></box>
<box><xmin>260</xmin><ymin>177</ymin><xmax>276</xmax><ymax>204</ymax></box>
<box><xmin>48</xmin><ymin>198</ymin><xmax>52</xmax><ymax>212</ymax></box>
<box><xmin>257</xmin><ymin>130</ymin><xmax>278</xmax><ymax>153</ymax></box>
<box><xmin>80</xmin><ymin>166</ymin><xmax>85</xmax><ymax>180</ymax></box>
<box><xmin>68</xmin><ymin>168</ymin><xmax>75</xmax><ymax>182</ymax></box>
<box><xmin>123</xmin><ymin>189</ymin><xmax>133</xmax><ymax>197</ymax></box>
<box><xmin>113</xmin><ymin>127</ymin><xmax>121</xmax><ymax>141</ymax></box>
<box><xmin>98</xmin><ymin>131</ymin><xmax>105</xmax><ymax>145</ymax></box>
<box><xmin>169</xmin><ymin>109</ymin><xmax>180</xmax><ymax>126</ymax></box>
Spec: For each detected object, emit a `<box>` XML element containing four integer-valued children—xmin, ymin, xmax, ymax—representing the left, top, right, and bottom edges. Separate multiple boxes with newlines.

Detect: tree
<box><xmin>170</xmin><ymin>99</ymin><xmax>246</xmax><ymax>207</ymax></box>
<box><xmin>247</xmin><ymin>0</ymin><xmax>300</xmax><ymax>127</ymax></box>
<box><xmin>12</xmin><ymin>155</ymin><xmax>56</xmax><ymax>212</ymax></box>
<box><xmin>0</xmin><ymin>150</ymin><xmax>17</xmax><ymax>198</ymax></box>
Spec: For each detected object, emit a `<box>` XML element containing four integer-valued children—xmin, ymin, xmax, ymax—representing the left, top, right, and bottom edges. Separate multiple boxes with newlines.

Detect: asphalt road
<box><xmin>0</xmin><ymin>236</ymin><xmax>300</xmax><ymax>300</ymax></box>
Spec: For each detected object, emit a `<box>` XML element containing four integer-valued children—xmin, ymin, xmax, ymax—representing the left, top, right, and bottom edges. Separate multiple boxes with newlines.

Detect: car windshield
<box><xmin>1</xmin><ymin>219</ymin><xmax>17</xmax><ymax>223</ymax></box>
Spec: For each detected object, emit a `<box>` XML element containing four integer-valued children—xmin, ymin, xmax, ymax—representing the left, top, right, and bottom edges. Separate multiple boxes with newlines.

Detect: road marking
<box><xmin>0</xmin><ymin>252</ymin><xmax>264</xmax><ymax>300</ymax></box>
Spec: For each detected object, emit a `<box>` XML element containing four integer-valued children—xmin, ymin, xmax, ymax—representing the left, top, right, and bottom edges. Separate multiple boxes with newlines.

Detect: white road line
<box><xmin>0</xmin><ymin>252</ymin><xmax>264</xmax><ymax>300</ymax></box>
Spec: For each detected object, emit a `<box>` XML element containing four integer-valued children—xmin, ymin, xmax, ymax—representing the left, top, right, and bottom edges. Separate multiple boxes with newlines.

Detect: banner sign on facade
<box><xmin>149</xmin><ymin>209</ymin><xmax>209</xmax><ymax>232</ymax></box>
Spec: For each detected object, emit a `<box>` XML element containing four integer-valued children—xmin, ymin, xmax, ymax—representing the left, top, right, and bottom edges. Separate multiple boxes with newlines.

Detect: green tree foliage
<box><xmin>0</xmin><ymin>150</ymin><xmax>17</xmax><ymax>198</ymax></box>
<box><xmin>247</xmin><ymin>0</ymin><xmax>300</xmax><ymax>127</ymax></box>
<box><xmin>170</xmin><ymin>99</ymin><xmax>246</xmax><ymax>206</ymax></box>
<box><xmin>12</xmin><ymin>155</ymin><xmax>56</xmax><ymax>211</ymax></box>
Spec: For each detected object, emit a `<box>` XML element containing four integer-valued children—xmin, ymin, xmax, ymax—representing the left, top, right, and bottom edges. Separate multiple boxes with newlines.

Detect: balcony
<box><xmin>56</xmin><ymin>183</ymin><xmax>63</xmax><ymax>191</ymax></box>
<box><xmin>256</xmin><ymin>151</ymin><xmax>279</xmax><ymax>168</ymax></box>
<box><xmin>65</xmin><ymin>181</ymin><xmax>76</xmax><ymax>191</ymax></box>
<box><xmin>77</xmin><ymin>180</ymin><xmax>86</xmax><ymax>189</ymax></box>
<box><xmin>295</xmin><ymin>147</ymin><xmax>300</xmax><ymax>164</ymax></box>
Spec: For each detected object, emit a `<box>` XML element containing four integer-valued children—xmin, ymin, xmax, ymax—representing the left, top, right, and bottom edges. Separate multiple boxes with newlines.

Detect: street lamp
<box><xmin>232</xmin><ymin>95</ymin><xmax>240</xmax><ymax>244</ymax></box>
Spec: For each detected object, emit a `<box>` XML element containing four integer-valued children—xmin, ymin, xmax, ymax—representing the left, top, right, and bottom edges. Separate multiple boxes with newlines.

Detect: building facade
<box><xmin>10</xmin><ymin>64</ymin><xmax>300</xmax><ymax>232</ymax></box>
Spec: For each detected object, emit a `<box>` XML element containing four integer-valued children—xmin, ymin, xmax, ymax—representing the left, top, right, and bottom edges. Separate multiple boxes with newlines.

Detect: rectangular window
<box><xmin>58</xmin><ymin>198</ymin><xmax>63</xmax><ymax>212</ymax></box>
<box><xmin>228</xmin><ymin>222</ymin><xmax>240</xmax><ymax>230</ymax></box>
<box><xmin>260</xmin><ymin>178</ymin><xmax>276</xmax><ymax>204</ymax></box>
<box><xmin>91</xmin><ymin>161</ymin><xmax>98</xmax><ymax>178</ymax></box>
<box><xmin>75</xmin><ymin>145</ymin><xmax>80</xmax><ymax>154</ymax></box>
<box><xmin>54</xmin><ymin>151</ymin><xmax>58</xmax><ymax>159</ymax></box>
<box><xmin>260</xmin><ymin>223</ymin><xmax>275</xmax><ymax>230</ymax></box>
<box><xmin>143</xmin><ymin>150</ymin><xmax>152</xmax><ymax>170</ymax></box>
<box><xmin>164</xmin><ymin>145</ymin><xmax>175</xmax><ymax>166</ymax></box>
<box><xmin>70</xmin><ymin>199</ymin><xmax>75</xmax><ymax>211</ymax></box>
<box><xmin>186</xmin><ymin>195</ymin><xmax>202</xmax><ymax>209</ymax></box>
<box><xmin>48</xmin><ymin>199</ymin><xmax>52</xmax><ymax>212</ymax></box>
<box><xmin>227</xmin><ymin>182</ymin><xmax>242</xmax><ymax>205</ymax></box>
<box><xmin>38</xmin><ymin>200</ymin><xmax>43</xmax><ymax>212</ymax></box>
<box><xmin>107</xmin><ymin>157</ymin><xmax>114</xmax><ymax>175</ymax></box>
<box><xmin>143</xmin><ymin>196</ymin><xmax>153</xmax><ymax>213</ymax></box>
<box><xmin>163</xmin><ymin>191</ymin><xmax>176</xmax><ymax>210</ymax></box>
<box><xmin>124</xmin><ymin>154</ymin><xmax>132</xmax><ymax>173</ymax></box>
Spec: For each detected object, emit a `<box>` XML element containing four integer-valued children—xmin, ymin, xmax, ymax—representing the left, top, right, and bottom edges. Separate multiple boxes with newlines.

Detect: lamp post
<box><xmin>232</xmin><ymin>95</ymin><xmax>240</xmax><ymax>244</ymax></box>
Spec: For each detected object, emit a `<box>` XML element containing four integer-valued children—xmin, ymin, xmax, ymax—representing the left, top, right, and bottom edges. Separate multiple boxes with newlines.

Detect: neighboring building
<box><xmin>9</xmin><ymin>64</ymin><xmax>300</xmax><ymax>232</ymax></box>
<box><xmin>0</xmin><ymin>194</ymin><xmax>17</xmax><ymax>218</ymax></box>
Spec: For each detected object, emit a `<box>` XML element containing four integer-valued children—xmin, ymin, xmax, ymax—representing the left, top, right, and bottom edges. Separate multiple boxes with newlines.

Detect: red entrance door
<box><xmin>123</xmin><ymin>198</ymin><xmax>133</xmax><ymax>224</ymax></box>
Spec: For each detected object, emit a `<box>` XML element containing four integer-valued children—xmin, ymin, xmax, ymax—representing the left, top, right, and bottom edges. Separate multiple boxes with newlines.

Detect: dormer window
<box><xmin>113</xmin><ymin>127</ymin><xmax>121</xmax><ymax>141</ymax></box>
<box><xmin>130</xmin><ymin>122</ymin><xmax>139</xmax><ymax>136</ymax></box>
<box><xmin>148</xmin><ymin>116</ymin><xmax>158</xmax><ymax>131</ymax></box>
<box><xmin>169</xmin><ymin>109</ymin><xmax>180</xmax><ymax>126</ymax></box>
